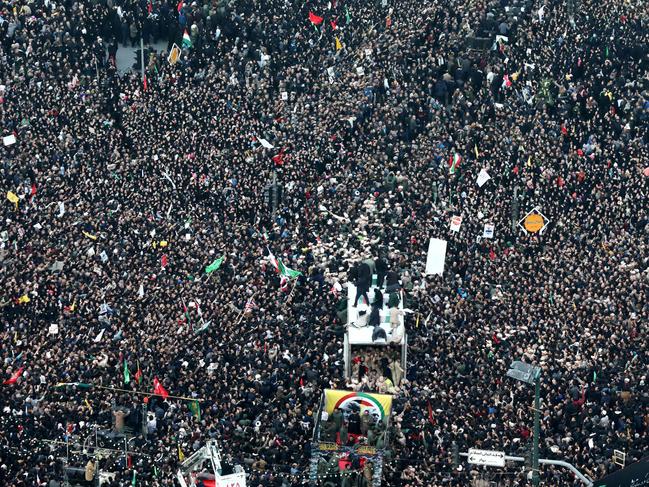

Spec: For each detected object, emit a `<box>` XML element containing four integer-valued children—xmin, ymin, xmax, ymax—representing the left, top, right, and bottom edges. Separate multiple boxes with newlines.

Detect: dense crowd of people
<box><xmin>0</xmin><ymin>0</ymin><xmax>647</xmax><ymax>486</ymax></box>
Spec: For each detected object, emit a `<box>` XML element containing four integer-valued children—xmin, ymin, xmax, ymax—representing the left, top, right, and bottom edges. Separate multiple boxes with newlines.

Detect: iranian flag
<box><xmin>267</xmin><ymin>249</ymin><xmax>301</xmax><ymax>279</ymax></box>
<box><xmin>182</xmin><ymin>30</ymin><xmax>192</xmax><ymax>49</ymax></box>
<box><xmin>449</xmin><ymin>153</ymin><xmax>461</xmax><ymax>174</ymax></box>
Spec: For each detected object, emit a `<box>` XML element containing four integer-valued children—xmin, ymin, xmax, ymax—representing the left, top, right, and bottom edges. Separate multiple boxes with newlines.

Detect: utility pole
<box><xmin>140</xmin><ymin>36</ymin><xmax>145</xmax><ymax>82</ymax></box>
<box><xmin>506</xmin><ymin>361</ymin><xmax>542</xmax><ymax>486</ymax></box>
<box><xmin>533</xmin><ymin>375</ymin><xmax>541</xmax><ymax>487</ymax></box>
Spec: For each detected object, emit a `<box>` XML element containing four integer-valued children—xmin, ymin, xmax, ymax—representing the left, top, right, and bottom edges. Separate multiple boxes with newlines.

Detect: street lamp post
<box><xmin>506</xmin><ymin>361</ymin><xmax>541</xmax><ymax>487</ymax></box>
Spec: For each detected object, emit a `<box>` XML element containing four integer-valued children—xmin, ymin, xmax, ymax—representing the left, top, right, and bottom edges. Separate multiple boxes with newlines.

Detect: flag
<box><xmin>94</xmin><ymin>328</ymin><xmax>105</xmax><ymax>342</ymax></box>
<box><xmin>449</xmin><ymin>153</ymin><xmax>461</xmax><ymax>174</ymax></box>
<box><xmin>123</xmin><ymin>360</ymin><xmax>131</xmax><ymax>385</ymax></box>
<box><xmin>3</xmin><ymin>367</ymin><xmax>24</xmax><ymax>385</ymax></box>
<box><xmin>277</xmin><ymin>259</ymin><xmax>302</xmax><ymax>279</ymax></box>
<box><xmin>188</xmin><ymin>400</ymin><xmax>201</xmax><ymax>421</ymax></box>
<box><xmin>18</xmin><ymin>294</ymin><xmax>30</xmax><ymax>304</ymax></box>
<box><xmin>161</xmin><ymin>254</ymin><xmax>168</xmax><ymax>268</ymax></box>
<box><xmin>178</xmin><ymin>445</ymin><xmax>185</xmax><ymax>462</ymax></box>
<box><xmin>527</xmin><ymin>155</ymin><xmax>532</xmax><ymax>167</ymax></box>
<box><xmin>182</xmin><ymin>29</ymin><xmax>192</xmax><ymax>49</ymax></box>
<box><xmin>134</xmin><ymin>362</ymin><xmax>142</xmax><ymax>384</ymax></box>
<box><xmin>592</xmin><ymin>371</ymin><xmax>597</xmax><ymax>383</ymax></box>
<box><xmin>272</xmin><ymin>147</ymin><xmax>286</xmax><ymax>166</ymax></box>
<box><xmin>143</xmin><ymin>74</ymin><xmax>148</xmax><ymax>91</ymax></box>
<box><xmin>502</xmin><ymin>74</ymin><xmax>512</xmax><ymax>88</ymax></box>
<box><xmin>474</xmin><ymin>144</ymin><xmax>479</xmax><ymax>159</ymax></box>
<box><xmin>30</xmin><ymin>184</ymin><xmax>37</xmax><ymax>198</ymax></box>
<box><xmin>244</xmin><ymin>297</ymin><xmax>256</xmax><ymax>315</ymax></box>
<box><xmin>309</xmin><ymin>11</ymin><xmax>323</xmax><ymax>25</ymax></box>
<box><xmin>54</xmin><ymin>382</ymin><xmax>93</xmax><ymax>388</ymax></box>
<box><xmin>6</xmin><ymin>191</ymin><xmax>19</xmax><ymax>209</ymax></box>
<box><xmin>345</xmin><ymin>6</ymin><xmax>351</xmax><ymax>23</ymax></box>
<box><xmin>489</xmin><ymin>248</ymin><xmax>496</xmax><ymax>261</ymax></box>
<box><xmin>82</xmin><ymin>231</ymin><xmax>98</xmax><ymax>240</ymax></box>
<box><xmin>138</xmin><ymin>283</ymin><xmax>144</xmax><ymax>298</ymax></box>
<box><xmin>177</xmin><ymin>0</ymin><xmax>183</xmax><ymax>12</ymax></box>
<box><xmin>335</xmin><ymin>36</ymin><xmax>342</xmax><ymax>51</ymax></box>
<box><xmin>330</xmin><ymin>19</ymin><xmax>337</xmax><ymax>30</ymax></box>
<box><xmin>131</xmin><ymin>471</ymin><xmax>137</xmax><ymax>486</ymax></box>
<box><xmin>267</xmin><ymin>249</ymin><xmax>280</xmax><ymax>272</ymax></box>
<box><xmin>147</xmin><ymin>1</ymin><xmax>152</xmax><ymax>14</ymax></box>
<box><xmin>427</xmin><ymin>400</ymin><xmax>434</xmax><ymax>424</ymax></box>
<box><xmin>257</xmin><ymin>137</ymin><xmax>274</xmax><ymax>149</ymax></box>
<box><xmin>153</xmin><ymin>377</ymin><xmax>169</xmax><ymax>399</ymax></box>
<box><xmin>205</xmin><ymin>256</ymin><xmax>224</xmax><ymax>274</ymax></box>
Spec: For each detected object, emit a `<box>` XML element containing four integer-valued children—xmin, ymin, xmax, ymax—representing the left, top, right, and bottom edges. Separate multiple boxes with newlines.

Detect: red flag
<box><xmin>147</xmin><ymin>0</ymin><xmax>152</xmax><ymax>14</ymax></box>
<box><xmin>3</xmin><ymin>367</ymin><xmax>24</xmax><ymax>385</ymax></box>
<box><xmin>330</xmin><ymin>19</ymin><xmax>337</xmax><ymax>30</ymax></box>
<box><xmin>126</xmin><ymin>455</ymin><xmax>133</xmax><ymax>468</ymax></box>
<box><xmin>143</xmin><ymin>74</ymin><xmax>148</xmax><ymax>91</ymax></box>
<box><xmin>489</xmin><ymin>248</ymin><xmax>496</xmax><ymax>261</ymax></box>
<box><xmin>30</xmin><ymin>184</ymin><xmax>37</xmax><ymax>198</ymax></box>
<box><xmin>134</xmin><ymin>368</ymin><xmax>142</xmax><ymax>384</ymax></box>
<box><xmin>177</xmin><ymin>0</ymin><xmax>183</xmax><ymax>12</ymax></box>
<box><xmin>513</xmin><ymin>166</ymin><xmax>519</xmax><ymax>175</ymax></box>
<box><xmin>153</xmin><ymin>377</ymin><xmax>169</xmax><ymax>399</ymax></box>
<box><xmin>427</xmin><ymin>400</ymin><xmax>435</xmax><ymax>425</ymax></box>
<box><xmin>309</xmin><ymin>11</ymin><xmax>324</xmax><ymax>25</ymax></box>
<box><xmin>161</xmin><ymin>254</ymin><xmax>168</xmax><ymax>268</ymax></box>
<box><xmin>561</xmin><ymin>124</ymin><xmax>568</xmax><ymax>135</ymax></box>
<box><xmin>272</xmin><ymin>147</ymin><xmax>286</xmax><ymax>166</ymax></box>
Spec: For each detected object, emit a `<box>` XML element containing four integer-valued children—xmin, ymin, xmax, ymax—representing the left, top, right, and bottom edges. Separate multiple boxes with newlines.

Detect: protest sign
<box><xmin>477</xmin><ymin>168</ymin><xmax>491</xmax><ymax>187</ymax></box>
<box><xmin>425</xmin><ymin>238</ymin><xmax>447</xmax><ymax>275</ymax></box>
<box><xmin>3</xmin><ymin>134</ymin><xmax>16</xmax><ymax>146</ymax></box>
<box><xmin>450</xmin><ymin>215</ymin><xmax>462</xmax><ymax>232</ymax></box>
<box><xmin>168</xmin><ymin>44</ymin><xmax>181</xmax><ymax>65</ymax></box>
<box><xmin>483</xmin><ymin>223</ymin><xmax>494</xmax><ymax>238</ymax></box>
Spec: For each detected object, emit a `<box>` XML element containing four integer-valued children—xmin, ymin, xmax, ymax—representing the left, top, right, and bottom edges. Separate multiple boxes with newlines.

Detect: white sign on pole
<box><xmin>477</xmin><ymin>168</ymin><xmax>491</xmax><ymax>187</ymax></box>
<box><xmin>483</xmin><ymin>223</ymin><xmax>495</xmax><ymax>239</ymax></box>
<box><xmin>468</xmin><ymin>448</ymin><xmax>506</xmax><ymax>467</ymax></box>
<box><xmin>450</xmin><ymin>215</ymin><xmax>462</xmax><ymax>232</ymax></box>
<box><xmin>425</xmin><ymin>238</ymin><xmax>447</xmax><ymax>275</ymax></box>
<box><xmin>215</xmin><ymin>472</ymin><xmax>247</xmax><ymax>487</ymax></box>
<box><xmin>48</xmin><ymin>324</ymin><xmax>59</xmax><ymax>335</ymax></box>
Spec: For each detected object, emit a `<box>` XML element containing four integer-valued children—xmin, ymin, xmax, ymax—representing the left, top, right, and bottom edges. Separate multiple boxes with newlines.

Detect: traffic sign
<box><xmin>468</xmin><ymin>448</ymin><xmax>506</xmax><ymax>467</ymax></box>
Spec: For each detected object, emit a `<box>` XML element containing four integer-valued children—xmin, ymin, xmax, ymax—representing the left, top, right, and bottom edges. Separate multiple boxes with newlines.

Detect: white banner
<box><xmin>450</xmin><ymin>215</ymin><xmax>462</xmax><ymax>232</ymax></box>
<box><xmin>483</xmin><ymin>223</ymin><xmax>494</xmax><ymax>239</ymax></box>
<box><xmin>425</xmin><ymin>238</ymin><xmax>447</xmax><ymax>275</ymax></box>
<box><xmin>216</xmin><ymin>472</ymin><xmax>246</xmax><ymax>487</ymax></box>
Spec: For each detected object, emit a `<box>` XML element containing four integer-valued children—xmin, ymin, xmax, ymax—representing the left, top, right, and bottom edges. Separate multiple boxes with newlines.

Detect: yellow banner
<box><xmin>324</xmin><ymin>389</ymin><xmax>392</xmax><ymax>419</ymax></box>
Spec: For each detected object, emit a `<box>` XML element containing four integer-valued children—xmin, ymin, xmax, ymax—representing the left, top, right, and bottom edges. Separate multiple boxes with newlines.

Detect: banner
<box><xmin>324</xmin><ymin>389</ymin><xmax>393</xmax><ymax>420</ymax></box>
<box><xmin>215</xmin><ymin>472</ymin><xmax>246</xmax><ymax>487</ymax></box>
<box><xmin>483</xmin><ymin>223</ymin><xmax>494</xmax><ymax>239</ymax></box>
<box><xmin>425</xmin><ymin>238</ymin><xmax>447</xmax><ymax>275</ymax></box>
<box><xmin>476</xmin><ymin>168</ymin><xmax>491</xmax><ymax>187</ymax></box>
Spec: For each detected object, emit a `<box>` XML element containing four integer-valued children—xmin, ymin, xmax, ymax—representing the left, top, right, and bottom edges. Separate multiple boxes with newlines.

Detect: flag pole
<box><xmin>55</xmin><ymin>383</ymin><xmax>203</xmax><ymax>402</ymax></box>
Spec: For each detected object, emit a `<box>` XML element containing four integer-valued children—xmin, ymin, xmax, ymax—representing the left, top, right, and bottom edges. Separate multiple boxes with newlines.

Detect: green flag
<box><xmin>277</xmin><ymin>258</ymin><xmax>302</xmax><ymax>279</ymax></box>
<box><xmin>345</xmin><ymin>6</ymin><xmax>351</xmax><ymax>23</ymax></box>
<box><xmin>205</xmin><ymin>256</ymin><xmax>224</xmax><ymax>274</ymax></box>
<box><xmin>188</xmin><ymin>400</ymin><xmax>201</xmax><ymax>421</ymax></box>
<box><xmin>123</xmin><ymin>360</ymin><xmax>131</xmax><ymax>385</ymax></box>
<box><xmin>131</xmin><ymin>471</ymin><xmax>137</xmax><ymax>486</ymax></box>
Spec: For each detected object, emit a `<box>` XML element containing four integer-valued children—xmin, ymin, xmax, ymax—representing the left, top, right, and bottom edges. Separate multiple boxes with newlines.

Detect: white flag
<box><xmin>477</xmin><ymin>169</ymin><xmax>491</xmax><ymax>187</ymax></box>
<box><xmin>57</xmin><ymin>202</ymin><xmax>65</xmax><ymax>217</ymax></box>
<box><xmin>257</xmin><ymin>137</ymin><xmax>274</xmax><ymax>149</ymax></box>
<box><xmin>138</xmin><ymin>283</ymin><xmax>144</xmax><ymax>298</ymax></box>
<box><xmin>483</xmin><ymin>223</ymin><xmax>495</xmax><ymax>239</ymax></box>
<box><xmin>93</xmin><ymin>328</ymin><xmax>105</xmax><ymax>342</ymax></box>
<box><xmin>99</xmin><ymin>251</ymin><xmax>108</xmax><ymax>263</ymax></box>
<box><xmin>450</xmin><ymin>215</ymin><xmax>462</xmax><ymax>232</ymax></box>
